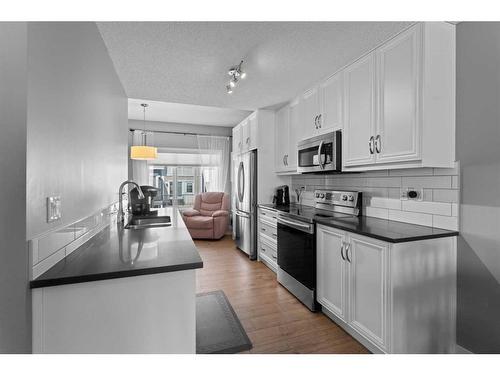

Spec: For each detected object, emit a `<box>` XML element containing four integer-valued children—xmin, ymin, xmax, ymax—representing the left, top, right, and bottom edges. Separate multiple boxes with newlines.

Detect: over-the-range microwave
<box><xmin>297</xmin><ymin>130</ymin><xmax>341</xmax><ymax>173</ymax></box>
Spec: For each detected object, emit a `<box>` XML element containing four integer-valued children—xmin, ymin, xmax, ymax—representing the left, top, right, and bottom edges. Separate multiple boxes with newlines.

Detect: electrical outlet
<box><xmin>47</xmin><ymin>196</ymin><xmax>62</xmax><ymax>222</ymax></box>
<box><xmin>400</xmin><ymin>188</ymin><xmax>423</xmax><ymax>201</ymax></box>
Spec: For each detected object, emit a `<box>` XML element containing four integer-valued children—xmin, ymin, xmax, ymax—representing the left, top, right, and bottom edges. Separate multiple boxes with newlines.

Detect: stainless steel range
<box><xmin>276</xmin><ymin>190</ymin><xmax>362</xmax><ymax>311</ymax></box>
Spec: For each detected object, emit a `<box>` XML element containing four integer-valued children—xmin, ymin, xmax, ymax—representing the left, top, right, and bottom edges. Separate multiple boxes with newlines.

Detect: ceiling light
<box><xmin>225</xmin><ymin>60</ymin><xmax>246</xmax><ymax>94</ymax></box>
<box><xmin>130</xmin><ymin>103</ymin><xmax>158</xmax><ymax>160</ymax></box>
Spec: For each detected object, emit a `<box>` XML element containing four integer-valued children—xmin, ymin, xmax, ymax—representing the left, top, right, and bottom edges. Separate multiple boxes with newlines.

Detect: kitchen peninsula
<box><xmin>30</xmin><ymin>208</ymin><xmax>203</xmax><ymax>354</ymax></box>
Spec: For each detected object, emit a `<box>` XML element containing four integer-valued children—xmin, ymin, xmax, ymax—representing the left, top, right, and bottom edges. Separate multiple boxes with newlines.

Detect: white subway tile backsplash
<box><xmin>433</xmin><ymin>189</ymin><xmax>459</xmax><ymax>203</ymax></box>
<box><xmin>291</xmin><ymin>165</ymin><xmax>460</xmax><ymax>229</ymax></box>
<box><xmin>402</xmin><ymin>200</ymin><xmax>452</xmax><ymax>216</ymax></box>
<box><xmin>389</xmin><ymin>210</ymin><xmax>433</xmax><ymax>227</ymax></box>
<box><xmin>367</xmin><ymin>197</ymin><xmax>402</xmax><ymax>210</ymax></box>
<box><xmin>363</xmin><ymin>206</ymin><xmax>389</xmax><ymax>220</ymax></box>
<box><xmin>389</xmin><ymin>168</ymin><xmax>433</xmax><ymax>176</ymax></box>
<box><xmin>402</xmin><ymin>176</ymin><xmax>452</xmax><ymax>189</ymax></box>
<box><xmin>433</xmin><ymin>215</ymin><xmax>459</xmax><ymax>231</ymax></box>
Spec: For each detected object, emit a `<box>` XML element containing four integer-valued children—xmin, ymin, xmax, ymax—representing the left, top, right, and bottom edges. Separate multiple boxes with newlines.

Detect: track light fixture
<box><xmin>226</xmin><ymin>60</ymin><xmax>246</xmax><ymax>94</ymax></box>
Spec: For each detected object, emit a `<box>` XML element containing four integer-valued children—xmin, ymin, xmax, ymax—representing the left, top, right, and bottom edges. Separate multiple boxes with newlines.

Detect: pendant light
<box><xmin>130</xmin><ymin>103</ymin><xmax>158</xmax><ymax>160</ymax></box>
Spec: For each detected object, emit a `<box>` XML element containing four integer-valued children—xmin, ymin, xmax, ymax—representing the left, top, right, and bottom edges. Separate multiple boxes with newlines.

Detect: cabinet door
<box><xmin>347</xmin><ymin>233</ymin><xmax>388</xmax><ymax>350</ymax></box>
<box><xmin>274</xmin><ymin>106</ymin><xmax>289</xmax><ymax>172</ymax></box>
<box><xmin>319</xmin><ymin>72</ymin><xmax>343</xmax><ymax>132</ymax></box>
<box><xmin>376</xmin><ymin>24</ymin><xmax>422</xmax><ymax>163</ymax></box>
<box><xmin>232</xmin><ymin>124</ymin><xmax>242</xmax><ymax>154</ymax></box>
<box><xmin>240</xmin><ymin>119</ymin><xmax>250</xmax><ymax>152</ymax></box>
<box><xmin>286</xmin><ymin>99</ymin><xmax>301</xmax><ymax>171</ymax></box>
<box><xmin>343</xmin><ymin>53</ymin><xmax>376</xmax><ymax>167</ymax></box>
<box><xmin>316</xmin><ymin>226</ymin><xmax>348</xmax><ymax>322</ymax></box>
<box><xmin>248</xmin><ymin>113</ymin><xmax>258</xmax><ymax>150</ymax></box>
<box><xmin>302</xmin><ymin>87</ymin><xmax>320</xmax><ymax>138</ymax></box>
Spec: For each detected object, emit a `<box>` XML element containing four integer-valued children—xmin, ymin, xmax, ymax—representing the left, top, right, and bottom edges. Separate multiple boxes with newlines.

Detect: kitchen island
<box><xmin>30</xmin><ymin>207</ymin><xmax>203</xmax><ymax>354</ymax></box>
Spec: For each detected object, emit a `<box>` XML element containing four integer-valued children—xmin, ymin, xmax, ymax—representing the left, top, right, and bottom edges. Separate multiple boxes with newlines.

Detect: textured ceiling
<box><xmin>98</xmin><ymin>22</ymin><xmax>413</xmax><ymax>111</ymax></box>
<box><xmin>128</xmin><ymin>98</ymin><xmax>250</xmax><ymax>126</ymax></box>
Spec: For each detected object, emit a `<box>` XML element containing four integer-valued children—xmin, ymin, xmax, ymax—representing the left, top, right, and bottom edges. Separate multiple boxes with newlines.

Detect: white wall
<box><xmin>0</xmin><ymin>23</ymin><xmax>30</xmax><ymax>353</ymax></box>
<box><xmin>455</xmin><ymin>22</ymin><xmax>500</xmax><ymax>353</ymax></box>
<box><xmin>27</xmin><ymin>23</ymin><xmax>128</xmax><ymax>239</ymax></box>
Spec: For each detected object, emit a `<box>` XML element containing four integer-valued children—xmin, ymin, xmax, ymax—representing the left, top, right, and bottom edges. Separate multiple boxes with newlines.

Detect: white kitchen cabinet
<box><xmin>233</xmin><ymin>112</ymin><xmax>259</xmax><ymax>154</ymax></box>
<box><xmin>319</xmin><ymin>71</ymin><xmax>343</xmax><ymax>133</ymax></box>
<box><xmin>376</xmin><ymin>23</ymin><xmax>421</xmax><ymax>164</ymax></box>
<box><xmin>232</xmin><ymin>124</ymin><xmax>242</xmax><ymax>154</ymax></box>
<box><xmin>348</xmin><ymin>233</ymin><xmax>388</xmax><ymax>350</ymax></box>
<box><xmin>302</xmin><ymin>87</ymin><xmax>320</xmax><ymax>138</ymax></box>
<box><xmin>275</xmin><ymin>105</ymin><xmax>290</xmax><ymax>172</ymax></box>
<box><xmin>343</xmin><ymin>52</ymin><xmax>377</xmax><ymax>167</ymax></box>
<box><xmin>258</xmin><ymin>207</ymin><xmax>278</xmax><ymax>272</ymax></box>
<box><xmin>342</xmin><ymin>22</ymin><xmax>455</xmax><ymax>171</ymax></box>
<box><xmin>316</xmin><ymin>226</ymin><xmax>347</xmax><ymax>322</ymax></box>
<box><xmin>287</xmin><ymin>98</ymin><xmax>301</xmax><ymax>170</ymax></box>
<box><xmin>240</xmin><ymin>119</ymin><xmax>250</xmax><ymax>152</ymax></box>
<box><xmin>248</xmin><ymin>113</ymin><xmax>258</xmax><ymax>151</ymax></box>
<box><xmin>316</xmin><ymin>224</ymin><xmax>457</xmax><ymax>353</ymax></box>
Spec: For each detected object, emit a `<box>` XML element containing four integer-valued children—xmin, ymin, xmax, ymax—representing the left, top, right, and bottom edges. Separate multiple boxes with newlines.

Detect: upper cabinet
<box><xmin>273</xmin><ymin>22</ymin><xmax>455</xmax><ymax>174</ymax></box>
<box><xmin>343</xmin><ymin>53</ymin><xmax>377</xmax><ymax>167</ymax></box>
<box><xmin>232</xmin><ymin>113</ymin><xmax>258</xmax><ymax>154</ymax></box>
<box><xmin>275</xmin><ymin>105</ymin><xmax>290</xmax><ymax>173</ymax></box>
<box><xmin>301</xmin><ymin>71</ymin><xmax>344</xmax><ymax>141</ymax></box>
<box><xmin>343</xmin><ymin>23</ymin><xmax>455</xmax><ymax>171</ymax></box>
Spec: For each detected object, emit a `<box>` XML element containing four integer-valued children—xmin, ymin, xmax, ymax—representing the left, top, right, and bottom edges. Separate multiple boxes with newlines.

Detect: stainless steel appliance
<box><xmin>297</xmin><ymin>131</ymin><xmax>341</xmax><ymax>173</ymax></box>
<box><xmin>233</xmin><ymin>150</ymin><xmax>257</xmax><ymax>260</ymax></box>
<box><xmin>277</xmin><ymin>189</ymin><xmax>362</xmax><ymax>311</ymax></box>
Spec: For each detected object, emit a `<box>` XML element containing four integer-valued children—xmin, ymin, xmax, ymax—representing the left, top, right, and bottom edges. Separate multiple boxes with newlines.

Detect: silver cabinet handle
<box><xmin>246</xmin><ymin>137</ymin><xmax>250</xmax><ymax>144</ymax></box>
<box><xmin>261</xmin><ymin>227</ymin><xmax>266</xmax><ymax>231</ymax></box>
<box><xmin>340</xmin><ymin>243</ymin><xmax>346</xmax><ymax>261</ymax></box>
<box><xmin>261</xmin><ymin>247</ymin><xmax>266</xmax><ymax>252</ymax></box>
<box><xmin>272</xmin><ymin>233</ymin><xmax>277</xmax><ymax>237</ymax></box>
<box><xmin>318</xmin><ymin>114</ymin><xmax>322</xmax><ymax>128</ymax></box>
<box><xmin>345</xmin><ymin>243</ymin><xmax>351</xmax><ymax>263</ymax></box>
<box><xmin>375</xmin><ymin>135</ymin><xmax>381</xmax><ymax>153</ymax></box>
<box><xmin>272</xmin><ymin>255</ymin><xmax>277</xmax><ymax>260</ymax></box>
<box><xmin>283</xmin><ymin>155</ymin><xmax>286</xmax><ymax>166</ymax></box>
<box><xmin>369</xmin><ymin>136</ymin><xmax>374</xmax><ymax>154</ymax></box>
<box><xmin>285</xmin><ymin>154</ymin><xmax>288</xmax><ymax>166</ymax></box>
<box><xmin>314</xmin><ymin>115</ymin><xmax>318</xmax><ymax>129</ymax></box>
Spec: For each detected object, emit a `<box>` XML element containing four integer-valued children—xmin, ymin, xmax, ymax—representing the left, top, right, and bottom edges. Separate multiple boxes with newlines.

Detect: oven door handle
<box><xmin>278</xmin><ymin>217</ymin><xmax>314</xmax><ymax>233</ymax></box>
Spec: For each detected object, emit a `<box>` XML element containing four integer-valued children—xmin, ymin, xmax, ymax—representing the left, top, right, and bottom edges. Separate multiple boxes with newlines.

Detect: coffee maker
<box><xmin>273</xmin><ymin>185</ymin><xmax>290</xmax><ymax>206</ymax></box>
<box><xmin>130</xmin><ymin>185</ymin><xmax>159</xmax><ymax>216</ymax></box>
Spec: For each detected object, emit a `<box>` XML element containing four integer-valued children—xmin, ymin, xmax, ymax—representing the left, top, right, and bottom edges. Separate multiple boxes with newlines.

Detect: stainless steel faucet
<box><xmin>118</xmin><ymin>181</ymin><xmax>145</xmax><ymax>223</ymax></box>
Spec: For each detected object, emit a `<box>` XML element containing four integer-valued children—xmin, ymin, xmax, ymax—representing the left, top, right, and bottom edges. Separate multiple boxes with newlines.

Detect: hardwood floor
<box><xmin>194</xmin><ymin>235</ymin><xmax>369</xmax><ymax>354</ymax></box>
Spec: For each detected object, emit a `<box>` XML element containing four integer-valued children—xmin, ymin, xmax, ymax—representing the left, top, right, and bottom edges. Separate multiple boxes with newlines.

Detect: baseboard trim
<box><xmin>455</xmin><ymin>344</ymin><xmax>473</xmax><ymax>354</ymax></box>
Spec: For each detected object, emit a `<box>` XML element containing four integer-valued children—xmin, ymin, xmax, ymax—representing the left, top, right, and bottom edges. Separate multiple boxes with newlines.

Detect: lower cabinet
<box><xmin>258</xmin><ymin>207</ymin><xmax>278</xmax><ymax>272</ymax></box>
<box><xmin>316</xmin><ymin>224</ymin><xmax>457</xmax><ymax>353</ymax></box>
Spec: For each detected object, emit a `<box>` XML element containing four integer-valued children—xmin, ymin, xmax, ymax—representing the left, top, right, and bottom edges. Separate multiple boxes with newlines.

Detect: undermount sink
<box><xmin>125</xmin><ymin>216</ymin><xmax>172</xmax><ymax>230</ymax></box>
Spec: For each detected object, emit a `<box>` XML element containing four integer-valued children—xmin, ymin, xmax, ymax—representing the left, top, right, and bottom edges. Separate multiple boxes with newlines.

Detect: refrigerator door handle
<box><xmin>238</xmin><ymin>161</ymin><xmax>245</xmax><ymax>203</ymax></box>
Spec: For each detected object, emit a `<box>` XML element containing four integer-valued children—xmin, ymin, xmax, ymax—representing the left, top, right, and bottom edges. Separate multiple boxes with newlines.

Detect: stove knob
<box><xmin>315</xmin><ymin>193</ymin><xmax>320</xmax><ymax>198</ymax></box>
<box><xmin>319</xmin><ymin>193</ymin><xmax>325</xmax><ymax>198</ymax></box>
<box><xmin>342</xmin><ymin>195</ymin><xmax>348</xmax><ymax>201</ymax></box>
<box><xmin>348</xmin><ymin>195</ymin><xmax>354</xmax><ymax>202</ymax></box>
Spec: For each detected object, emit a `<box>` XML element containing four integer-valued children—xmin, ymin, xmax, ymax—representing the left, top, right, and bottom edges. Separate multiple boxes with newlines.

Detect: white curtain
<box><xmin>131</xmin><ymin>130</ymin><xmax>153</xmax><ymax>185</ymax></box>
<box><xmin>196</xmin><ymin>135</ymin><xmax>231</xmax><ymax>193</ymax></box>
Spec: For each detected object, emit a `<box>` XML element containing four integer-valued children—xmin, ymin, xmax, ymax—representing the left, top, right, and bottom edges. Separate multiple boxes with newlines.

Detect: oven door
<box><xmin>277</xmin><ymin>216</ymin><xmax>316</xmax><ymax>310</ymax></box>
<box><xmin>297</xmin><ymin>131</ymin><xmax>341</xmax><ymax>173</ymax></box>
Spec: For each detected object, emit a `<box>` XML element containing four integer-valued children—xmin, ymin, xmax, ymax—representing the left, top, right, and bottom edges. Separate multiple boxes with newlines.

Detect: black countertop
<box><xmin>259</xmin><ymin>203</ymin><xmax>458</xmax><ymax>243</ymax></box>
<box><xmin>30</xmin><ymin>208</ymin><xmax>203</xmax><ymax>289</ymax></box>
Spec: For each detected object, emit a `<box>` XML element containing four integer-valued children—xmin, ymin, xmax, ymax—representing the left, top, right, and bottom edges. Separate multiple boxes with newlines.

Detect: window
<box><xmin>186</xmin><ymin>181</ymin><xmax>193</xmax><ymax>194</ymax></box>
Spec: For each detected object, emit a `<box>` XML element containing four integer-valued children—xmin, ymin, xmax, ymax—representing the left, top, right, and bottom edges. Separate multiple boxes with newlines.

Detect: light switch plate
<box><xmin>47</xmin><ymin>196</ymin><xmax>62</xmax><ymax>222</ymax></box>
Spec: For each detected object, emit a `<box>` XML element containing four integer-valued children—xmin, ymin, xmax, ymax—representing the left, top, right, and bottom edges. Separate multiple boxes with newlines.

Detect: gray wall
<box><xmin>27</xmin><ymin>22</ymin><xmax>128</xmax><ymax>239</ymax></box>
<box><xmin>456</xmin><ymin>22</ymin><xmax>500</xmax><ymax>353</ymax></box>
<box><xmin>0</xmin><ymin>23</ymin><xmax>30</xmax><ymax>353</ymax></box>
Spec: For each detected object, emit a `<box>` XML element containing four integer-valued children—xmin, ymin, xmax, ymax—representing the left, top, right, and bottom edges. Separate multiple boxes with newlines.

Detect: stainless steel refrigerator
<box><xmin>232</xmin><ymin>150</ymin><xmax>257</xmax><ymax>260</ymax></box>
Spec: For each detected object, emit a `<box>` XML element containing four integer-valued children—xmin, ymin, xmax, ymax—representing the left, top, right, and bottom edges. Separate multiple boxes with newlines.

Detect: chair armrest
<box><xmin>212</xmin><ymin>210</ymin><xmax>229</xmax><ymax>218</ymax></box>
<box><xmin>182</xmin><ymin>209</ymin><xmax>201</xmax><ymax>217</ymax></box>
